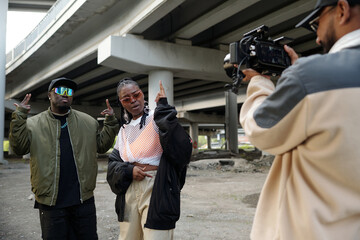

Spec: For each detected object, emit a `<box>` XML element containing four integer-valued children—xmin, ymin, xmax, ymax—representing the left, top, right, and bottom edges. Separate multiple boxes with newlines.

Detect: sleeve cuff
<box><xmin>157</xmin><ymin>98</ymin><xmax>168</xmax><ymax>106</ymax></box>
<box><xmin>17</xmin><ymin>106</ymin><xmax>28</xmax><ymax>113</ymax></box>
<box><xmin>125</xmin><ymin>164</ymin><xmax>134</xmax><ymax>179</ymax></box>
<box><xmin>105</xmin><ymin>115</ymin><xmax>117</xmax><ymax>122</ymax></box>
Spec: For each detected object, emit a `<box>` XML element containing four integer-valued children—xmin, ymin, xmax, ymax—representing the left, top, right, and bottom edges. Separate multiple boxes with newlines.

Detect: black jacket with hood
<box><xmin>106</xmin><ymin>98</ymin><xmax>192</xmax><ymax>230</ymax></box>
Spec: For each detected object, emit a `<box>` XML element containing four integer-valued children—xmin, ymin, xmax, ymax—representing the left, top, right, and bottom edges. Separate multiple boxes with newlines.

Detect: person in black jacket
<box><xmin>107</xmin><ymin>78</ymin><xmax>192</xmax><ymax>240</ymax></box>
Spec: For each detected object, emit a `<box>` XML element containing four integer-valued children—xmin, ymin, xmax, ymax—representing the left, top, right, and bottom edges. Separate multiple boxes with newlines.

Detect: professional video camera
<box><xmin>224</xmin><ymin>25</ymin><xmax>292</xmax><ymax>93</ymax></box>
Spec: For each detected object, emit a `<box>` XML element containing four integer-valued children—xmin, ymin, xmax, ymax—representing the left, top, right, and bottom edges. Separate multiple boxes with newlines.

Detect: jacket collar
<box><xmin>46</xmin><ymin>107</ymin><xmax>73</xmax><ymax>118</ymax></box>
<box><xmin>329</xmin><ymin>29</ymin><xmax>360</xmax><ymax>53</ymax></box>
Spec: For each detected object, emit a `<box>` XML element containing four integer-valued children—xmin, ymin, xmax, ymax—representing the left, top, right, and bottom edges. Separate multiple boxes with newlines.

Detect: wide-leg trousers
<box><xmin>119</xmin><ymin>170</ymin><xmax>174</xmax><ymax>240</ymax></box>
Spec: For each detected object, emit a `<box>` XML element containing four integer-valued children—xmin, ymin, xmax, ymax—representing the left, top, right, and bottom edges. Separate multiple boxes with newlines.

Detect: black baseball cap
<box><xmin>296</xmin><ymin>0</ymin><xmax>338</xmax><ymax>30</ymax></box>
<box><xmin>48</xmin><ymin>77</ymin><xmax>78</xmax><ymax>92</ymax></box>
<box><xmin>296</xmin><ymin>0</ymin><xmax>360</xmax><ymax>30</ymax></box>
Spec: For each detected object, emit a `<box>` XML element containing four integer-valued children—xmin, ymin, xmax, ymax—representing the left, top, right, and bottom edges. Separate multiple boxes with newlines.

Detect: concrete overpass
<box><xmin>4</xmin><ymin>0</ymin><xmax>321</xmax><ymax>154</ymax></box>
<box><xmin>8</xmin><ymin>0</ymin><xmax>56</xmax><ymax>12</ymax></box>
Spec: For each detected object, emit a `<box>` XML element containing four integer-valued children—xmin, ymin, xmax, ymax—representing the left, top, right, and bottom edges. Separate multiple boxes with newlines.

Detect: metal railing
<box><xmin>6</xmin><ymin>0</ymin><xmax>74</xmax><ymax>66</ymax></box>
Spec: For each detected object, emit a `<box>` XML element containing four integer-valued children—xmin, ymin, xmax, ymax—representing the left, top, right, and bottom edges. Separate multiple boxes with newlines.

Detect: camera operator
<box><xmin>239</xmin><ymin>0</ymin><xmax>360</xmax><ymax>239</ymax></box>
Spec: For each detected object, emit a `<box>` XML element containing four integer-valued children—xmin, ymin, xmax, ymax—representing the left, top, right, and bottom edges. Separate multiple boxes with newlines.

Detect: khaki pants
<box><xmin>119</xmin><ymin>171</ymin><xmax>174</xmax><ymax>240</ymax></box>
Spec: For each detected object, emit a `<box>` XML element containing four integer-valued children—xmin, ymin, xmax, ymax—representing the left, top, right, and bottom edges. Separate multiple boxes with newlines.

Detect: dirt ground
<box><xmin>0</xmin><ymin>157</ymin><xmax>269</xmax><ymax>240</ymax></box>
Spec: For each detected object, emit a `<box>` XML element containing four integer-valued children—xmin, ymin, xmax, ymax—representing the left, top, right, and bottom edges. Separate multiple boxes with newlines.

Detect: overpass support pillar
<box><xmin>148</xmin><ymin>70</ymin><xmax>174</xmax><ymax>110</ymax></box>
<box><xmin>0</xmin><ymin>0</ymin><xmax>8</xmax><ymax>163</ymax></box>
<box><xmin>225</xmin><ymin>90</ymin><xmax>239</xmax><ymax>154</ymax></box>
<box><xmin>190</xmin><ymin>122</ymin><xmax>199</xmax><ymax>155</ymax></box>
<box><xmin>207</xmin><ymin>133</ymin><xmax>212</xmax><ymax>150</ymax></box>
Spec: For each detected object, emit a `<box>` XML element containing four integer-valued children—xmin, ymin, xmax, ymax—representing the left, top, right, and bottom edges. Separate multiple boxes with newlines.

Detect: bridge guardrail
<box><xmin>6</xmin><ymin>0</ymin><xmax>73</xmax><ymax>66</ymax></box>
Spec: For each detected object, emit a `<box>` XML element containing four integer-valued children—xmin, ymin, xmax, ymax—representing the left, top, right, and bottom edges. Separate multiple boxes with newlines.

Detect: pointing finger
<box><xmin>144</xmin><ymin>173</ymin><xmax>152</xmax><ymax>178</ymax></box>
<box><xmin>140</xmin><ymin>167</ymin><xmax>153</xmax><ymax>178</ymax></box>
<box><xmin>106</xmin><ymin>99</ymin><xmax>111</xmax><ymax>109</ymax></box>
<box><xmin>159</xmin><ymin>80</ymin><xmax>165</xmax><ymax>94</ymax></box>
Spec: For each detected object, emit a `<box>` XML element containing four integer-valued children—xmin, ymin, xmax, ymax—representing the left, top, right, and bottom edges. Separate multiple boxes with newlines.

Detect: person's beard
<box><xmin>58</xmin><ymin>105</ymin><xmax>70</xmax><ymax>112</ymax></box>
<box><xmin>53</xmin><ymin>101</ymin><xmax>71</xmax><ymax>113</ymax></box>
<box><xmin>320</xmin><ymin>17</ymin><xmax>337</xmax><ymax>53</ymax></box>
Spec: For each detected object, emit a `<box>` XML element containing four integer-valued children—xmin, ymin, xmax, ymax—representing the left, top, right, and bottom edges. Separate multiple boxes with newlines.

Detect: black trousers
<box><xmin>38</xmin><ymin>200</ymin><xmax>98</xmax><ymax>240</ymax></box>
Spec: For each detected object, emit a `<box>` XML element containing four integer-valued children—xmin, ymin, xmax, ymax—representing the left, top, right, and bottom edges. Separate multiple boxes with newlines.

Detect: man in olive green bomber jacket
<box><xmin>9</xmin><ymin>77</ymin><xmax>119</xmax><ymax>240</ymax></box>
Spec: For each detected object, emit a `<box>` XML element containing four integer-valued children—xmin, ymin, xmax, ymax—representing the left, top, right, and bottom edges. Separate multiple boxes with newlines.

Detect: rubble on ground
<box><xmin>189</xmin><ymin>149</ymin><xmax>274</xmax><ymax>173</ymax></box>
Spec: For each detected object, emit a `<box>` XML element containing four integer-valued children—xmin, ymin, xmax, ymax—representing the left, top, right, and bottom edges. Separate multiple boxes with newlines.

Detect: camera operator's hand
<box><xmin>284</xmin><ymin>45</ymin><xmax>299</xmax><ymax>65</ymax></box>
<box><xmin>242</xmin><ymin>69</ymin><xmax>270</xmax><ymax>83</ymax></box>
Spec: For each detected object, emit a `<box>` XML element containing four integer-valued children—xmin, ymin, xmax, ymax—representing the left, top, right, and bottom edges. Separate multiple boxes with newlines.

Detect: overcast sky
<box><xmin>6</xmin><ymin>11</ymin><xmax>46</xmax><ymax>53</ymax></box>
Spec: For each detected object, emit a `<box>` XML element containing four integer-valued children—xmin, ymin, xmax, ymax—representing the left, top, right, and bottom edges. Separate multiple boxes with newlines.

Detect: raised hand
<box><xmin>100</xmin><ymin>99</ymin><xmax>114</xmax><ymax>116</ymax></box>
<box><xmin>155</xmin><ymin>80</ymin><xmax>167</xmax><ymax>103</ymax></box>
<box><xmin>14</xmin><ymin>94</ymin><xmax>32</xmax><ymax>112</ymax></box>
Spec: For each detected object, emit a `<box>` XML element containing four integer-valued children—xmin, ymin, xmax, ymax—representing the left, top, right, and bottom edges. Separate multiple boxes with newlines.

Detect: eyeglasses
<box><xmin>119</xmin><ymin>90</ymin><xmax>143</xmax><ymax>104</ymax></box>
<box><xmin>309</xmin><ymin>6</ymin><xmax>336</xmax><ymax>32</ymax></box>
<box><xmin>52</xmin><ymin>87</ymin><xmax>74</xmax><ymax>96</ymax></box>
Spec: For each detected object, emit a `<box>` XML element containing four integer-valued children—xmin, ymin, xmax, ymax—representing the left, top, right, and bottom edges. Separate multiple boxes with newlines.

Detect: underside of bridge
<box><xmin>5</xmin><ymin>0</ymin><xmax>321</xmax><ymax>153</ymax></box>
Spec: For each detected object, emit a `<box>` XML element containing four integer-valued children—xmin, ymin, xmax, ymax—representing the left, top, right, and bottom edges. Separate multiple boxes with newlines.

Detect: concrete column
<box><xmin>207</xmin><ymin>134</ymin><xmax>212</xmax><ymax>150</ymax></box>
<box><xmin>225</xmin><ymin>90</ymin><xmax>239</xmax><ymax>154</ymax></box>
<box><xmin>189</xmin><ymin>122</ymin><xmax>199</xmax><ymax>155</ymax></box>
<box><xmin>148</xmin><ymin>70</ymin><xmax>173</xmax><ymax>110</ymax></box>
<box><xmin>0</xmin><ymin>1</ymin><xmax>8</xmax><ymax>163</ymax></box>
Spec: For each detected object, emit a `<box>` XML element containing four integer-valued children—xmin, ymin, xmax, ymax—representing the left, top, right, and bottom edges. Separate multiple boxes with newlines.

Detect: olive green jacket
<box><xmin>9</xmin><ymin>107</ymin><xmax>119</xmax><ymax>206</ymax></box>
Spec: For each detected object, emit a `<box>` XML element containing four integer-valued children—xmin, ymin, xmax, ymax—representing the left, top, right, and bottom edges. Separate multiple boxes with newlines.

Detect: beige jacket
<box><xmin>240</xmin><ymin>30</ymin><xmax>360</xmax><ymax>240</ymax></box>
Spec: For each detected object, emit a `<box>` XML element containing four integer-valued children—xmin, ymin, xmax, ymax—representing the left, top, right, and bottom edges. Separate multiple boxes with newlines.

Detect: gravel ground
<box><xmin>0</xmin><ymin>158</ymin><xmax>268</xmax><ymax>240</ymax></box>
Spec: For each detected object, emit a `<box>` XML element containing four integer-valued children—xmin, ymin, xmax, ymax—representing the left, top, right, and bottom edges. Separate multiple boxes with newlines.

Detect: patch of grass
<box><xmin>238</xmin><ymin>144</ymin><xmax>255</xmax><ymax>151</ymax></box>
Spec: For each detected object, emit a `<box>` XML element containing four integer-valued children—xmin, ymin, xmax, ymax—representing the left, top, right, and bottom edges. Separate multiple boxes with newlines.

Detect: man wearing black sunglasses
<box><xmin>9</xmin><ymin>77</ymin><xmax>119</xmax><ymax>239</ymax></box>
<box><xmin>239</xmin><ymin>0</ymin><xmax>360</xmax><ymax>239</ymax></box>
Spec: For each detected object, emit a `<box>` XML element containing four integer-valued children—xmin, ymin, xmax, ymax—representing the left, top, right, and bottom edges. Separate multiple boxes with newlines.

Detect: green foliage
<box><xmin>239</xmin><ymin>144</ymin><xmax>255</xmax><ymax>151</ymax></box>
<box><xmin>198</xmin><ymin>136</ymin><xmax>207</xmax><ymax>148</ymax></box>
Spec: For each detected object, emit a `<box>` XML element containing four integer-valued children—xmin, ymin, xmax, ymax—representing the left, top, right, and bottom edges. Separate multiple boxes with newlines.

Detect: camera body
<box><xmin>225</xmin><ymin>25</ymin><xmax>292</xmax><ymax>93</ymax></box>
<box><xmin>229</xmin><ymin>25</ymin><xmax>291</xmax><ymax>75</ymax></box>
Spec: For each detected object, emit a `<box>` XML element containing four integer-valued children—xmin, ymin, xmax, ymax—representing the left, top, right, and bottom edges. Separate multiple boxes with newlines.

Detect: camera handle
<box><xmin>224</xmin><ymin>68</ymin><xmax>245</xmax><ymax>94</ymax></box>
<box><xmin>224</xmin><ymin>57</ymin><xmax>247</xmax><ymax>94</ymax></box>
<box><xmin>231</xmin><ymin>68</ymin><xmax>245</xmax><ymax>94</ymax></box>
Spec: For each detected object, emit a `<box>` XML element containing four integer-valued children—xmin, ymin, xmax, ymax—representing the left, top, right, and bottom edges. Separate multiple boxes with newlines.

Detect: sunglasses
<box><xmin>52</xmin><ymin>87</ymin><xmax>74</xmax><ymax>96</ymax></box>
<box><xmin>119</xmin><ymin>90</ymin><xmax>143</xmax><ymax>104</ymax></box>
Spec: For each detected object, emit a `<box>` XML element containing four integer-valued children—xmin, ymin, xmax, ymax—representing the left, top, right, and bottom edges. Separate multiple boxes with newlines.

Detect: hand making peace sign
<box><xmin>14</xmin><ymin>94</ymin><xmax>32</xmax><ymax>112</ymax></box>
